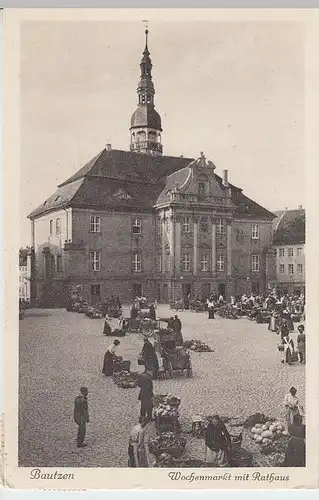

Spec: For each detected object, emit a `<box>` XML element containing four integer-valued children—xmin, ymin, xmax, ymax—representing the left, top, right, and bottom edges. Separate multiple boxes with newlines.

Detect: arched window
<box><xmin>137</xmin><ymin>131</ymin><xmax>146</xmax><ymax>143</ymax></box>
<box><xmin>148</xmin><ymin>131</ymin><xmax>156</xmax><ymax>142</ymax></box>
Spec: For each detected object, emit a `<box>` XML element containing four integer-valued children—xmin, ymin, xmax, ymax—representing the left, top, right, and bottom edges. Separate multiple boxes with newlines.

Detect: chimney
<box><xmin>298</xmin><ymin>204</ymin><xmax>303</xmax><ymax>210</ymax></box>
<box><xmin>179</xmin><ymin>155</ymin><xmax>184</xmax><ymax>158</ymax></box>
<box><xmin>105</xmin><ymin>143</ymin><xmax>112</xmax><ymax>151</ymax></box>
<box><xmin>222</xmin><ymin>169</ymin><xmax>229</xmax><ymax>187</ymax></box>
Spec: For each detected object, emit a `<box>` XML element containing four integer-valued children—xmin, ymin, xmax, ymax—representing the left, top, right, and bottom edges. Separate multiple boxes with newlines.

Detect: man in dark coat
<box><xmin>138</xmin><ymin>374</ymin><xmax>153</xmax><ymax>421</ymax></box>
<box><xmin>173</xmin><ymin>315</ymin><xmax>183</xmax><ymax>345</ymax></box>
<box><xmin>73</xmin><ymin>387</ymin><xmax>89</xmax><ymax>448</ymax></box>
<box><xmin>149</xmin><ymin>304</ymin><xmax>156</xmax><ymax>320</ymax></box>
<box><xmin>141</xmin><ymin>339</ymin><xmax>159</xmax><ymax>377</ymax></box>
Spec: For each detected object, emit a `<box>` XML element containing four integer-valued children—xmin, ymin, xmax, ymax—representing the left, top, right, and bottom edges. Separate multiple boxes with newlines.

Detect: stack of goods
<box><xmin>217</xmin><ymin>305</ymin><xmax>238</xmax><ymax>319</ymax></box>
<box><xmin>243</xmin><ymin>412</ymin><xmax>274</xmax><ymax>428</ymax></box>
<box><xmin>148</xmin><ymin>432</ymin><xmax>186</xmax><ymax>458</ymax></box>
<box><xmin>249</xmin><ymin>420</ymin><xmax>288</xmax><ymax>462</ymax></box>
<box><xmin>183</xmin><ymin>340</ymin><xmax>213</xmax><ymax>352</ymax></box>
<box><xmin>112</xmin><ymin>370</ymin><xmax>139</xmax><ymax>389</ymax></box>
<box><xmin>85</xmin><ymin>307</ymin><xmax>103</xmax><ymax>319</ymax></box>
<box><xmin>153</xmin><ymin>394</ymin><xmax>181</xmax><ymax>439</ymax></box>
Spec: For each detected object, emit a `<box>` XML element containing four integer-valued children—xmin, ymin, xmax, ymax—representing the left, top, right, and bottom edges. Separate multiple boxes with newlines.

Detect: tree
<box><xmin>19</xmin><ymin>247</ymin><xmax>31</xmax><ymax>266</ymax></box>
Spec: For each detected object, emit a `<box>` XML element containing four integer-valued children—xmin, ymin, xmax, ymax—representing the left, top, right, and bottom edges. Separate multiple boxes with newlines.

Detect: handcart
<box><xmin>154</xmin><ymin>330</ymin><xmax>192</xmax><ymax>379</ymax></box>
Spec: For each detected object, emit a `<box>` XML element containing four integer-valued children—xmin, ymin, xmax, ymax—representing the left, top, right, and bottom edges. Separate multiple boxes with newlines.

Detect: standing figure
<box><xmin>130</xmin><ymin>305</ymin><xmax>138</xmax><ymax>319</ymax></box>
<box><xmin>102</xmin><ymin>339</ymin><xmax>120</xmax><ymax>376</ymax></box>
<box><xmin>149</xmin><ymin>304</ymin><xmax>156</xmax><ymax>320</ymax></box>
<box><xmin>284</xmin><ymin>414</ymin><xmax>306</xmax><ymax>467</ymax></box>
<box><xmin>141</xmin><ymin>339</ymin><xmax>159</xmax><ymax>378</ymax></box>
<box><xmin>138</xmin><ymin>374</ymin><xmax>154</xmax><ymax>421</ymax></box>
<box><xmin>207</xmin><ymin>298</ymin><xmax>215</xmax><ymax>319</ymax></box>
<box><xmin>297</xmin><ymin>325</ymin><xmax>306</xmax><ymax>364</ymax></box>
<box><xmin>73</xmin><ymin>387</ymin><xmax>89</xmax><ymax>448</ymax></box>
<box><xmin>102</xmin><ymin>316</ymin><xmax>112</xmax><ymax>336</ymax></box>
<box><xmin>128</xmin><ymin>417</ymin><xmax>147</xmax><ymax>467</ymax></box>
<box><xmin>282</xmin><ymin>333</ymin><xmax>294</xmax><ymax>365</ymax></box>
<box><xmin>205</xmin><ymin>415</ymin><xmax>231</xmax><ymax>466</ymax></box>
<box><xmin>173</xmin><ymin>315</ymin><xmax>183</xmax><ymax>345</ymax></box>
<box><xmin>283</xmin><ymin>386</ymin><xmax>303</xmax><ymax>427</ymax></box>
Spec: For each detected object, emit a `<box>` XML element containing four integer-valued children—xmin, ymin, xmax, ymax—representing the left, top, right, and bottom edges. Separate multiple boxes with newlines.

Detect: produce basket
<box><xmin>277</xmin><ymin>344</ymin><xmax>284</xmax><ymax>352</ymax></box>
<box><xmin>149</xmin><ymin>434</ymin><xmax>186</xmax><ymax>459</ymax></box>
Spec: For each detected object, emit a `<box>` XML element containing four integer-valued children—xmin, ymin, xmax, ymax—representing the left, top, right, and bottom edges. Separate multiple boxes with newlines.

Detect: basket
<box><xmin>137</xmin><ymin>357</ymin><xmax>145</xmax><ymax>366</ymax></box>
<box><xmin>277</xmin><ymin>344</ymin><xmax>284</xmax><ymax>352</ymax></box>
<box><xmin>230</xmin><ymin>433</ymin><xmax>242</xmax><ymax>449</ymax></box>
<box><xmin>121</xmin><ymin>360</ymin><xmax>131</xmax><ymax>372</ymax></box>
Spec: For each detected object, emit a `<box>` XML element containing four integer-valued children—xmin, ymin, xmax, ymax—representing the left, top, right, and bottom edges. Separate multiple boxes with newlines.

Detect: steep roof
<box><xmin>28</xmin><ymin>148</ymin><xmax>275</xmax><ymax>221</ymax></box>
<box><xmin>273</xmin><ymin>209</ymin><xmax>305</xmax><ymax>245</ymax></box>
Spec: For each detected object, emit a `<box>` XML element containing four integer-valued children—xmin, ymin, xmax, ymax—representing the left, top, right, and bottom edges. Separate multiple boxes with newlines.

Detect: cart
<box><xmin>122</xmin><ymin>317</ymin><xmax>159</xmax><ymax>334</ymax></box>
<box><xmin>155</xmin><ymin>330</ymin><xmax>192</xmax><ymax>378</ymax></box>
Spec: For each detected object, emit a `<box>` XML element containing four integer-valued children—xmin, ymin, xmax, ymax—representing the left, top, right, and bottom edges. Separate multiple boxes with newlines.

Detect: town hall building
<box><xmin>28</xmin><ymin>30</ymin><xmax>276</xmax><ymax>307</ymax></box>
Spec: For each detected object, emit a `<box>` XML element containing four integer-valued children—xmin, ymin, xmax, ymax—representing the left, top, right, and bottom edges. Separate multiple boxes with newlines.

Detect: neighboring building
<box><xmin>272</xmin><ymin>207</ymin><xmax>305</xmax><ymax>294</ymax></box>
<box><xmin>28</xmin><ymin>30</ymin><xmax>276</xmax><ymax>307</ymax></box>
<box><xmin>19</xmin><ymin>265</ymin><xmax>30</xmax><ymax>302</ymax></box>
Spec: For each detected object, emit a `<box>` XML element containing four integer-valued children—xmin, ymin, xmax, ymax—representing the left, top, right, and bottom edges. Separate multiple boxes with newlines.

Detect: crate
<box><xmin>121</xmin><ymin>360</ymin><xmax>131</xmax><ymax>372</ymax></box>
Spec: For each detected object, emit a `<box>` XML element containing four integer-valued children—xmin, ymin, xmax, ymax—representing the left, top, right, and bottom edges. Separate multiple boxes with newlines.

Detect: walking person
<box><xmin>73</xmin><ymin>387</ymin><xmax>89</xmax><ymax>448</ymax></box>
<box><xmin>297</xmin><ymin>325</ymin><xmax>306</xmax><ymax>364</ymax></box>
<box><xmin>283</xmin><ymin>386</ymin><xmax>304</xmax><ymax>427</ymax></box>
<box><xmin>281</xmin><ymin>333</ymin><xmax>294</xmax><ymax>365</ymax></box>
<box><xmin>207</xmin><ymin>297</ymin><xmax>215</xmax><ymax>319</ymax></box>
<box><xmin>173</xmin><ymin>315</ymin><xmax>183</xmax><ymax>345</ymax></box>
<box><xmin>138</xmin><ymin>373</ymin><xmax>154</xmax><ymax>421</ymax></box>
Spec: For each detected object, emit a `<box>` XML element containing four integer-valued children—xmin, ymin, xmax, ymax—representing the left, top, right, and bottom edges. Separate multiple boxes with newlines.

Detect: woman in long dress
<box><xmin>282</xmin><ymin>334</ymin><xmax>294</xmax><ymax>365</ymax></box>
<box><xmin>102</xmin><ymin>339</ymin><xmax>120</xmax><ymax>376</ymax></box>
<box><xmin>103</xmin><ymin>315</ymin><xmax>112</xmax><ymax>336</ymax></box>
<box><xmin>283</xmin><ymin>387</ymin><xmax>303</xmax><ymax>427</ymax></box>
<box><xmin>297</xmin><ymin>325</ymin><xmax>306</xmax><ymax>364</ymax></box>
<box><xmin>205</xmin><ymin>415</ymin><xmax>231</xmax><ymax>466</ymax></box>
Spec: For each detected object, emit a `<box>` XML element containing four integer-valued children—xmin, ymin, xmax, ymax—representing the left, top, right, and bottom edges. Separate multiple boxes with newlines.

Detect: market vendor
<box><xmin>149</xmin><ymin>304</ymin><xmax>156</xmax><ymax>321</ymax></box>
<box><xmin>138</xmin><ymin>373</ymin><xmax>154</xmax><ymax>421</ymax></box>
<box><xmin>102</xmin><ymin>315</ymin><xmax>112</xmax><ymax>336</ymax></box>
<box><xmin>283</xmin><ymin>386</ymin><xmax>303</xmax><ymax>426</ymax></box>
<box><xmin>205</xmin><ymin>415</ymin><xmax>231</xmax><ymax>466</ymax></box>
<box><xmin>130</xmin><ymin>304</ymin><xmax>138</xmax><ymax>319</ymax></box>
<box><xmin>283</xmin><ymin>415</ymin><xmax>305</xmax><ymax>467</ymax></box>
<box><xmin>297</xmin><ymin>325</ymin><xmax>306</xmax><ymax>364</ymax></box>
<box><xmin>102</xmin><ymin>339</ymin><xmax>121</xmax><ymax>376</ymax></box>
<box><xmin>128</xmin><ymin>417</ymin><xmax>147</xmax><ymax>467</ymax></box>
<box><xmin>288</xmin><ymin>413</ymin><xmax>305</xmax><ymax>440</ymax></box>
<box><xmin>173</xmin><ymin>315</ymin><xmax>183</xmax><ymax>345</ymax></box>
<box><xmin>141</xmin><ymin>338</ymin><xmax>159</xmax><ymax>378</ymax></box>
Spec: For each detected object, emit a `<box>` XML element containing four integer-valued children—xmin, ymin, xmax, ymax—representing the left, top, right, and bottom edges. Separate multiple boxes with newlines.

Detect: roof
<box><xmin>130</xmin><ymin>105</ymin><xmax>162</xmax><ymax>131</ymax></box>
<box><xmin>272</xmin><ymin>209</ymin><xmax>305</xmax><ymax>245</ymax></box>
<box><xmin>28</xmin><ymin>147</ymin><xmax>275</xmax><ymax>221</ymax></box>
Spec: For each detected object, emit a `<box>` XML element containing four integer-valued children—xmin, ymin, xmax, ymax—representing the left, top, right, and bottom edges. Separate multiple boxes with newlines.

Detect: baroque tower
<box><xmin>130</xmin><ymin>29</ymin><xmax>163</xmax><ymax>156</ymax></box>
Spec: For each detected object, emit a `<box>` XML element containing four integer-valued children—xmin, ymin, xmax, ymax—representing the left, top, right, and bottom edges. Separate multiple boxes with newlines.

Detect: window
<box><xmin>57</xmin><ymin>255</ymin><xmax>62</xmax><ymax>272</ymax></box>
<box><xmin>91</xmin><ymin>284</ymin><xmax>101</xmax><ymax>296</ymax></box>
<box><xmin>198</xmin><ymin>182</ymin><xmax>207</xmax><ymax>199</ymax></box>
<box><xmin>90</xmin><ymin>215</ymin><xmax>101</xmax><ymax>233</ymax></box>
<box><xmin>182</xmin><ymin>217</ymin><xmax>190</xmax><ymax>233</ymax></box>
<box><xmin>200</xmin><ymin>217</ymin><xmax>208</xmax><ymax>233</ymax></box>
<box><xmin>50</xmin><ymin>255</ymin><xmax>55</xmax><ymax>272</ymax></box>
<box><xmin>165</xmin><ymin>218</ymin><xmax>170</xmax><ymax>234</ymax></box>
<box><xmin>297</xmin><ymin>264</ymin><xmax>303</xmax><ymax>274</ymax></box>
<box><xmin>279</xmin><ymin>264</ymin><xmax>285</xmax><ymax>274</ymax></box>
<box><xmin>156</xmin><ymin>219</ymin><xmax>162</xmax><ymax>236</ymax></box>
<box><xmin>132</xmin><ymin>218</ymin><xmax>142</xmax><ymax>234</ymax></box>
<box><xmin>288</xmin><ymin>248</ymin><xmax>294</xmax><ymax>258</ymax></box>
<box><xmin>49</xmin><ymin>220</ymin><xmax>53</xmax><ymax>235</ymax></box>
<box><xmin>217</xmin><ymin>254</ymin><xmax>225</xmax><ymax>271</ymax></box>
<box><xmin>252</xmin><ymin>254</ymin><xmax>260</xmax><ymax>272</ymax></box>
<box><xmin>157</xmin><ymin>254</ymin><xmax>162</xmax><ymax>273</ymax></box>
<box><xmin>182</xmin><ymin>252</ymin><xmax>190</xmax><ymax>272</ymax></box>
<box><xmin>165</xmin><ymin>253</ymin><xmax>171</xmax><ymax>272</ymax></box>
<box><xmin>133</xmin><ymin>252</ymin><xmax>141</xmax><ymax>272</ymax></box>
<box><xmin>279</xmin><ymin>248</ymin><xmax>285</xmax><ymax>258</ymax></box>
<box><xmin>56</xmin><ymin>218</ymin><xmax>61</xmax><ymax>235</ymax></box>
<box><xmin>297</xmin><ymin>247</ymin><xmax>303</xmax><ymax>256</ymax></box>
<box><xmin>90</xmin><ymin>251</ymin><xmax>101</xmax><ymax>271</ymax></box>
<box><xmin>252</xmin><ymin>224</ymin><xmax>259</xmax><ymax>239</ymax></box>
<box><xmin>201</xmin><ymin>253</ymin><xmax>209</xmax><ymax>272</ymax></box>
<box><xmin>217</xmin><ymin>219</ymin><xmax>225</xmax><ymax>234</ymax></box>
<box><xmin>288</xmin><ymin>264</ymin><xmax>294</xmax><ymax>275</ymax></box>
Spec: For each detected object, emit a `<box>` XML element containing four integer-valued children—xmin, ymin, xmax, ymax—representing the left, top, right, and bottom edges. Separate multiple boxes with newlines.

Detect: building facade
<box><xmin>28</xmin><ymin>30</ymin><xmax>276</xmax><ymax>307</ymax></box>
<box><xmin>19</xmin><ymin>265</ymin><xmax>31</xmax><ymax>301</ymax></box>
<box><xmin>272</xmin><ymin>208</ymin><xmax>305</xmax><ymax>294</ymax></box>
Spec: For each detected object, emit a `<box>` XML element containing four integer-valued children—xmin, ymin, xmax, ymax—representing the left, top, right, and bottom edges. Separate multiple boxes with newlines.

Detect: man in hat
<box><xmin>138</xmin><ymin>372</ymin><xmax>154</xmax><ymax>421</ymax></box>
<box><xmin>73</xmin><ymin>387</ymin><xmax>89</xmax><ymax>448</ymax></box>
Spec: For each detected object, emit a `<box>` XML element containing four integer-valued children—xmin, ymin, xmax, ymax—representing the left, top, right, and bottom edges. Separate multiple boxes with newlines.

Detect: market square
<box><xmin>19</xmin><ymin>304</ymin><xmax>305</xmax><ymax>468</ymax></box>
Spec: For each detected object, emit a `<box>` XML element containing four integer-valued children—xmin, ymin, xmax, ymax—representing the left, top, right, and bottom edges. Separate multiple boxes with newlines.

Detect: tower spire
<box><xmin>129</xmin><ymin>24</ymin><xmax>163</xmax><ymax>156</ymax></box>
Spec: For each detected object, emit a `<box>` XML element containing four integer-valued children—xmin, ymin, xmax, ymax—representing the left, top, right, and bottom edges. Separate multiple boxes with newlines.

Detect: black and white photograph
<box><xmin>4</xmin><ymin>7</ymin><xmax>319</xmax><ymax>491</ymax></box>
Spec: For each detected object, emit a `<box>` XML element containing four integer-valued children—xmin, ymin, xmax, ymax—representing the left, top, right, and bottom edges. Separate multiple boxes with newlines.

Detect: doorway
<box><xmin>201</xmin><ymin>283</ymin><xmax>211</xmax><ymax>301</ymax></box>
<box><xmin>182</xmin><ymin>283</ymin><xmax>192</xmax><ymax>300</ymax></box>
<box><xmin>162</xmin><ymin>284</ymin><xmax>169</xmax><ymax>303</ymax></box>
<box><xmin>218</xmin><ymin>283</ymin><xmax>226</xmax><ymax>299</ymax></box>
<box><xmin>132</xmin><ymin>283</ymin><xmax>143</xmax><ymax>299</ymax></box>
<box><xmin>90</xmin><ymin>284</ymin><xmax>101</xmax><ymax>305</ymax></box>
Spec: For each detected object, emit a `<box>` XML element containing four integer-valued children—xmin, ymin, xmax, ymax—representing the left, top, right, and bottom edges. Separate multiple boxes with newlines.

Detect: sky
<box><xmin>20</xmin><ymin>19</ymin><xmax>305</xmax><ymax>246</ymax></box>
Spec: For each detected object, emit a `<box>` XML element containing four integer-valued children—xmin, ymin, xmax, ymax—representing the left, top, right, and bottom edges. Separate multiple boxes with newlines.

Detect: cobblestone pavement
<box><xmin>19</xmin><ymin>306</ymin><xmax>305</xmax><ymax>467</ymax></box>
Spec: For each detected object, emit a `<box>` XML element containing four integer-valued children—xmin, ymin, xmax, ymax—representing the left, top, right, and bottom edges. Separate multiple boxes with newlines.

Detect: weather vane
<box><xmin>142</xmin><ymin>19</ymin><xmax>149</xmax><ymax>34</ymax></box>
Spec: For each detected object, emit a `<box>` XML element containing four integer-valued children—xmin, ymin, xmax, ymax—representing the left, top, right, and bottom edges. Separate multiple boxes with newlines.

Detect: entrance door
<box><xmin>132</xmin><ymin>283</ymin><xmax>143</xmax><ymax>299</ymax></box>
<box><xmin>90</xmin><ymin>284</ymin><xmax>101</xmax><ymax>305</ymax></box>
<box><xmin>162</xmin><ymin>284</ymin><xmax>168</xmax><ymax>303</ymax></box>
<box><xmin>201</xmin><ymin>283</ymin><xmax>211</xmax><ymax>301</ymax></box>
<box><xmin>218</xmin><ymin>283</ymin><xmax>226</xmax><ymax>299</ymax></box>
<box><xmin>182</xmin><ymin>283</ymin><xmax>192</xmax><ymax>300</ymax></box>
<box><xmin>156</xmin><ymin>283</ymin><xmax>161</xmax><ymax>302</ymax></box>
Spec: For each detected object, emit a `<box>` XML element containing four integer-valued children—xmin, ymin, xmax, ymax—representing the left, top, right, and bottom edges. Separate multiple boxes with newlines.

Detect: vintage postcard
<box><xmin>3</xmin><ymin>7</ymin><xmax>319</xmax><ymax>490</ymax></box>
